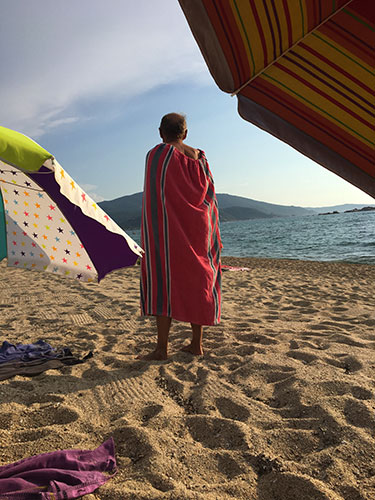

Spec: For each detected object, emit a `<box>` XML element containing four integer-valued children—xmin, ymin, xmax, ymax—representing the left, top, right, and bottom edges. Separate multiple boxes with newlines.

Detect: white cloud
<box><xmin>0</xmin><ymin>0</ymin><xmax>210</xmax><ymax>137</ymax></box>
<box><xmin>80</xmin><ymin>184</ymin><xmax>104</xmax><ymax>203</ymax></box>
<box><xmin>46</xmin><ymin>117</ymin><xmax>81</xmax><ymax>130</ymax></box>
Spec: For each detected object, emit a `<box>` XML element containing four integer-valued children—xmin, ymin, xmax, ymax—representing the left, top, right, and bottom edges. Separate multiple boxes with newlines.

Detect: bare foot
<box><xmin>180</xmin><ymin>343</ymin><xmax>204</xmax><ymax>356</ymax></box>
<box><xmin>137</xmin><ymin>348</ymin><xmax>168</xmax><ymax>361</ymax></box>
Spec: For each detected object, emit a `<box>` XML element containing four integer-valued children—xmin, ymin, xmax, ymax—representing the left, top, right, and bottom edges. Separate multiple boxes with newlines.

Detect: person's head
<box><xmin>159</xmin><ymin>113</ymin><xmax>187</xmax><ymax>142</ymax></box>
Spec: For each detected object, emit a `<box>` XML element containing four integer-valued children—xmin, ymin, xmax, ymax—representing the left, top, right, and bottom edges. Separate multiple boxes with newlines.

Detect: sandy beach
<box><xmin>0</xmin><ymin>256</ymin><xmax>375</xmax><ymax>499</ymax></box>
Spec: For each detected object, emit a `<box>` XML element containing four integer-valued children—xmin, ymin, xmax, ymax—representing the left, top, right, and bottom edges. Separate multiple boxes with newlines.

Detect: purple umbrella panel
<box><xmin>0</xmin><ymin>157</ymin><xmax>143</xmax><ymax>282</ymax></box>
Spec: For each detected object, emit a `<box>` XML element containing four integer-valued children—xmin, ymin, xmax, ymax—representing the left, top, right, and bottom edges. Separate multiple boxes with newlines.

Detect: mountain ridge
<box><xmin>307</xmin><ymin>203</ymin><xmax>375</xmax><ymax>213</ymax></box>
<box><xmin>98</xmin><ymin>192</ymin><xmax>316</xmax><ymax>230</ymax></box>
<box><xmin>98</xmin><ymin>192</ymin><xmax>375</xmax><ymax>230</ymax></box>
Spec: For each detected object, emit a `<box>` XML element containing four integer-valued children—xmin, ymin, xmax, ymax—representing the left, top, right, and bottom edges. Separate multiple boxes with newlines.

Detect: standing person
<box><xmin>139</xmin><ymin>113</ymin><xmax>222</xmax><ymax>360</ymax></box>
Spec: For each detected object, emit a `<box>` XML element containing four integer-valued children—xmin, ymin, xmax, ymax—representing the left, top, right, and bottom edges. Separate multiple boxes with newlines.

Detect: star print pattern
<box><xmin>52</xmin><ymin>159</ymin><xmax>143</xmax><ymax>258</ymax></box>
<box><xmin>0</xmin><ymin>161</ymin><xmax>97</xmax><ymax>282</ymax></box>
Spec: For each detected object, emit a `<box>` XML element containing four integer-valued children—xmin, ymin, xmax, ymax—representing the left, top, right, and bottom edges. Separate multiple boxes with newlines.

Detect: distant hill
<box><xmin>308</xmin><ymin>203</ymin><xmax>375</xmax><ymax>213</ymax></box>
<box><xmin>218</xmin><ymin>206</ymin><xmax>274</xmax><ymax>222</ymax></box>
<box><xmin>99</xmin><ymin>192</ymin><xmax>143</xmax><ymax>230</ymax></box>
<box><xmin>98</xmin><ymin>192</ymin><xmax>314</xmax><ymax>230</ymax></box>
<box><xmin>217</xmin><ymin>194</ymin><xmax>314</xmax><ymax>219</ymax></box>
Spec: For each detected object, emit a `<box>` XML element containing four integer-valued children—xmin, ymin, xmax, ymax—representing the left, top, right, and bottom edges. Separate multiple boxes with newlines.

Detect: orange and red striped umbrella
<box><xmin>178</xmin><ymin>0</ymin><xmax>374</xmax><ymax>197</ymax></box>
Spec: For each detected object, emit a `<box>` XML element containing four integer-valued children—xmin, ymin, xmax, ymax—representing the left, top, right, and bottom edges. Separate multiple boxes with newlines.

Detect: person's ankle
<box><xmin>156</xmin><ymin>345</ymin><xmax>167</xmax><ymax>355</ymax></box>
<box><xmin>190</xmin><ymin>341</ymin><xmax>202</xmax><ymax>349</ymax></box>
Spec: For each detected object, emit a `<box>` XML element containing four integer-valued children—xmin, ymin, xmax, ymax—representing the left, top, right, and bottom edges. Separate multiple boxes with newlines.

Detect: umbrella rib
<box><xmin>0</xmin><ymin>180</ymin><xmax>44</xmax><ymax>192</ymax></box>
<box><xmin>0</xmin><ymin>169</ymin><xmax>53</xmax><ymax>175</ymax></box>
<box><xmin>231</xmin><ymin>0</ymin><xmax>354</xmax><ymax>96</ymax></box>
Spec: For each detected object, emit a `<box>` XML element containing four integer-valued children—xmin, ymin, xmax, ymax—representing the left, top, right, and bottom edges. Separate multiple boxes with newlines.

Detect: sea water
<box><xmin>126</xmin><ymin>211</ymin><xmax>375</xmax><ymax>265</ymax></box>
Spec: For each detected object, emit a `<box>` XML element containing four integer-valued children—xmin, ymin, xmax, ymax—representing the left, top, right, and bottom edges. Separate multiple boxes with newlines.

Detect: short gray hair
<box><xmin>159</xmin><ymin>113</ymin><xmax>187</xmax><ymax>141</ymax></box>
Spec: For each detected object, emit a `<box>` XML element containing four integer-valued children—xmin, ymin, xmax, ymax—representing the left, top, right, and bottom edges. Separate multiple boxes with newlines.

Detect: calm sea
<box><xmin>126</xmin><ymin>211</ymin><xmax>375</xmax><ymax>265</ymax></box>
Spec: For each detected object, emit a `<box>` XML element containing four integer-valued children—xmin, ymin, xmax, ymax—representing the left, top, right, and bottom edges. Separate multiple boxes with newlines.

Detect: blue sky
<box><xmin>1</xmin><ymin>1</ymin><xmax>373</xmax><ymax>207</ymax></box>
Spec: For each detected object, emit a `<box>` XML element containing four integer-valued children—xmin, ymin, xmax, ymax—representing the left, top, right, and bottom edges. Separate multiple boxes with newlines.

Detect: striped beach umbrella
<box><xmin>178</xmin><ymin>0</ymin><xmax>374</xmax><ymax>197</ymax></box>
<box><xmin>0</xmin><ymin>126</ymin><xmax>143</xmax><ymax>282</ymax></box>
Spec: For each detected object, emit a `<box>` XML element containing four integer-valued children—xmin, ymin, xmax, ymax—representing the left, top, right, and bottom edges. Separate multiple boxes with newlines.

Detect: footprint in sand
<box><xmin>239</xmin><ymin>333</ymin><xmax>277</xmax><ymax>345</ymax></box>
<box><xmin>22</xmin><ymin>405</ymin><xmax>79</xmax><ymax>428</ymax></box>
<box><xmin>233</xmin><ymin>321</ymin><xmax>254</xmax><ymax>329</ymax></box>
<box><xmin>343</xmin><ymin>399</ymin><xmax>375</xmax><ymax>431</ymax></box>
<box><xmin>233</xmin><ymin>344</ymin><xmax>256</xmax><ymax>356</ymax></box>
<box><xmin>287</xmin><ymin>350</ymin><xmax>318</xmax><ymax>364</ymax></box>
<box><xmin>351</xmin><ymin>386</ymin><xmax>373</xmax><ymax>400</ymax></box>
<box><xmin>26</xmin><ymin>393</ymin><xmax>65</xmax><ymax>405</ymax></box>
<box><xmin>292</xmin><ymin>300</ymin><xmax>313</xmax><ymax>308</ymax></box>
<box><xmin>102</xmin><ymin>355</ymin><xmax>117</xmax><ymax>365</ymax></box>
<box><xmin>267</xmin><ymin>428</ymin><xmax>319</xmax><ymax>460</ymax></box>
<box><xmin>186</xmin><ymin>415</ymin><xmax>247</xmax><ymax>450</ymax></box>
<box><xmin>301</xmin><ymin>307</ymin><xmax>319</xmax><ymax>314</ymax></box>
<box><xmin>265</xmin><ymin>370</ymin><xmax>296</xmax><ymax>384</ymax></box>
<box><xmin>141</xmin><ymin>404</ymin><xmax>163</xmax><ymax>424</ymax></box>
<box><xmin>263</xmin><ymin>314</ymin><xmax>280</xmax><ymax>321</ymax></box>
<box><xmin>281</xmin><ymin>305</ymin><xmax>296</xmax><ymax>311</ymax></box>
<box><xmin>111</xmin><ymin>424</ymin><xmax>154</xmax><ymax>462</ymax></box>
<box><xmin>317</xmin><ymin>381</ymin><xmax>372</xmax><ymax>400</ymax></box>
<box><xmin>339</xmin><ymin>485</ymin><xmax>368</xmax><ymax>500</ymax></box>
<box><xmin>81</xmin><ymin>365</ymin><xmax>110</xmax><ymax>380</ymax></box>
<box><xmin>216</xmin><ymin>397</ymin><xmax>250</xmax><ymax>422</ymax></box>
<box><xmin>16</xmin><ymin>428</ymin><xmax>52</xmax><ymax>443</ymax></box>
<box><xmin>332</xmin><ymin>306</ymin><xmax>349</xmax><ymax>312</ymax></box>
<box><xmin>257</xmin><ymin>471</ymin><xmax>340</xmax><ymax>500</ymax></box>
<box><xmin>216</xmin><ymin>452</ymin><xmax>245</xmax><ymax>478</ymax></box>
<box><xmin>324</xmin><ymin>354</ymin><xmax>363</xmax><ymax>372</ymax></box>
<box><xmin>172</xmin><ymin>364</ymin><xmax>198</xmax><ymax>383</ymax></box>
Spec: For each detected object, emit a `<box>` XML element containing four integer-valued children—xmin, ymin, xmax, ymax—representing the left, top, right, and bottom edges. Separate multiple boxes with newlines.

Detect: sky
<box><xmin>1</xmin><ymin>0</ymin><xmax>373</xmax><ymax>208</ymax></box>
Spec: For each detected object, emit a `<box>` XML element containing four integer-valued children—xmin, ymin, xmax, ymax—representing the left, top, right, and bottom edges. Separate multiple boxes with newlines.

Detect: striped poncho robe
<box><xmin>141</xmin><ymin>143</ymin><xmax>222</xmax><ymax>326</ymax></box>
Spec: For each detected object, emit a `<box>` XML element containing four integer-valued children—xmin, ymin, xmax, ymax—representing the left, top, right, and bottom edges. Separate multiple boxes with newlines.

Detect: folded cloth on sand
<box><xmin>222</xmin><ymin>265</ymin><xmax>250</xmax><ymax>272</ymax></box>
<box><xmin>0</xmin><ymin>438</ymin><xmax>116</xmax><ymax>499</ymax></box>
<box><xmin>0</xmin><ymin>340</ymin><xmax>56</xmax><ymax>363</ymax></box>
<box><xmin>0</xmin><ymin>340</ymin><xmax>93</xmax><ymax>381</ymax></box>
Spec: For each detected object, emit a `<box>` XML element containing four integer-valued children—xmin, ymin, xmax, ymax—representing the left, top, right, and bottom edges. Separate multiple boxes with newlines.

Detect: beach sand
<box><xmin>0</xmin><ymin>257</ymin><xmax>375</xmax><ymax>499</ymax></box>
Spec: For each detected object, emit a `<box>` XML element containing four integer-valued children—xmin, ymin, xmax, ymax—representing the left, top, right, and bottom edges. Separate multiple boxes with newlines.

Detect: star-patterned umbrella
<box><xmin>0</xmin><ymin>126</ymin><xmax>143</xmax><ymax>282</ymax></box>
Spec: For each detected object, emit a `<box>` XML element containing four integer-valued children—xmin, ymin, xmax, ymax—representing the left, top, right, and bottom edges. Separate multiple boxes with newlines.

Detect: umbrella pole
<box><xmin>0</xmin><ymin>188</ymin><xmax>7</xmax><ymax>262</ymax></box>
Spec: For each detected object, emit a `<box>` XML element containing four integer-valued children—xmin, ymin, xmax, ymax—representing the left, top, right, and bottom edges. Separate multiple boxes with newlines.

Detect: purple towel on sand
<box><xmin>0</xmin><ymin>438</ymin><xmax>116</xmax><ymax>499</ymax></box>
<box><xmin>0</xmin><ymin>340</ymin><xmax>56</xmax><ymax>363</ymax></box>
<box><xmin>0</xmin><ymin>341</ymin><xmax>93</xmax><ymax>380</ymax></box>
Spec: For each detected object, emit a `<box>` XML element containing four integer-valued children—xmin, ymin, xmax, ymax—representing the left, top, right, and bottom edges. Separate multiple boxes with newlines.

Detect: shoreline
<box><xmin>1</xmin><ymin>258</ymin><xmax>375</xmax><ymax>499</ymax></box>
<box><xmin>222</xmin><ymin>255</ymin><xmax>375</xmax><ymax>275</ymax></box>
<box><xmin>222</xmin><ymin>254</ymin><xmax>375</xmax><ymax>267</ymax></box>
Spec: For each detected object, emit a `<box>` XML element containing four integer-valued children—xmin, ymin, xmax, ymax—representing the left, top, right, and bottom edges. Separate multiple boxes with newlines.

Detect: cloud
<box><xmin>80</xmin><ymin>184</ymin><xmax>104</xmax><ymax>203</ymax></box>
<box><xmin>0</xmin><ymin>0</ymin><xmax>210</xmax><ymax>138</ymax></box>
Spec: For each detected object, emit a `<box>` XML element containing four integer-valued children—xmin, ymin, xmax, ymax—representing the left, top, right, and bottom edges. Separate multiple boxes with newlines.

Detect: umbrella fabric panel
<box><xmin>0</xmin><ymin>190</ymin><xmax>6</xmax><ymax>262</ymax></box>
<box><xmin>179</xmin><ymin>0</ymin><xmax>375</xmax><ymax>197</ymax></box>
<box><xmin>237</xmin><ymin>94</ymin><xmax>374</xmax><ymax>198</ymax></box>
<box><xmin>0</xmin><ymin>162</ymin><xmax>97</xmax><ymax>282</ymax></box>
<box><xmin>180</xmin><ymin>0</ymin><xmax>366</xmax><ymax>92</ymax></box>
<box><xmin>48</xmin><ymin>159</ymin><xmax>143</xmax><ymax>261</ymax></box>
<box><xmin>30</xmin><ymin>167</ymin><xmax>140</xmax><ymax>281</ymax></box>
<box><xmin>239</xmin><ymin>7</ymin><xmax>374</xmax><ymax>159</ymax></box>
<box><xmin>0</xmin><ymin>126</ymin><xmax>52</xmax><ymax>173</ymax></box>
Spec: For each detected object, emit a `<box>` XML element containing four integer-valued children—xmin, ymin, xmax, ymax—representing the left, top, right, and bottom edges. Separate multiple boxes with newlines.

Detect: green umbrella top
<box><xmin>0</xmin><ymin>126</ymin><xmax>52</xmax><ymax>172</ymax></box>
